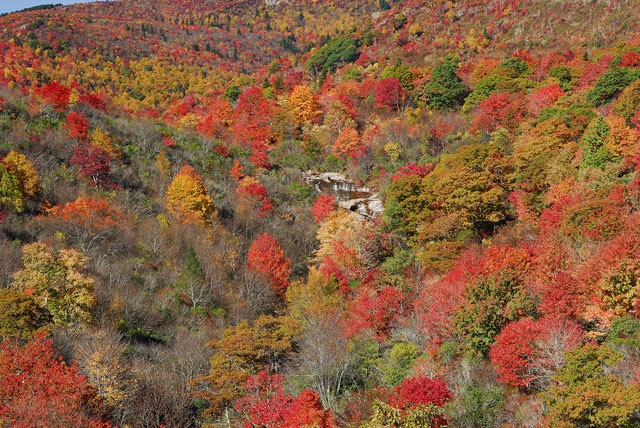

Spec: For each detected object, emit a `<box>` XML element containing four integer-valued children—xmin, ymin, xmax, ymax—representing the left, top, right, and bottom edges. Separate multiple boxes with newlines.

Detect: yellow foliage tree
<box><xmin>75</xmin><ymin>329</ymin><xmax>137</xmax><ymax>410</ymax></box>
<box><xmin>12</xmin><ymin>242</ymin><xmax>96</xmax><ymax>326</ymax></box>
<box><xmin>91</xmin><ymin>127</ymin><xmax>120</xmax><ymax>158</ymax></box>
<box><xmin>417</xmin><ymin>142</ymin><xmax>512</xmax><ymax>242</ymax></box>
<box><xmin>605</xmin><ymin>114</ymin><xmax>638</xmax><ymax>157</ymax></box>
<box><xmin>315</xmin><ymin>210</ymin><xmax>360</xmax><ymax>262</ymax></box>
<box><xmin>155</xmin><ymin>151</ymin><xmax>171</xmax><ymax>175</ymax></box>
<box><xmin>384</xmin><ymin>141</ymin><xmax>401</xmax><ymax>163</ymax></box>
<box><xmin>166</xmin><ymin>165</ymin><xmax>215</xmax><ymax>224</ymax></box>
<box><xmin>3</xmin><ymin>150</ymin><xmax>41</xmax><ymax>199</ymax></box>
<box><xmin>0</xmin><ymin>164</ymin><xmax>25</xmax><ymax>213</ymax></box>
<box><xmin>196</xmin><ymin>314</ymin><xmax>302</xmax><ymax>417</ymax></box>
<box><xmin>289</xmin><ymin>84</ymin><xmax>320</xmax><ymax>125</ymax></box>
<box><xmin>286</xmin><ymin>267</ymin><xmax>344</xmax><ymax>321</ymax></box>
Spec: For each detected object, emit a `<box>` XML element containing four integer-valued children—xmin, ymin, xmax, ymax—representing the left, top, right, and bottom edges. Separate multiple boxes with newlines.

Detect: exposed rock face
<box><xmin>303</xmin><ymin>172</ymin><xmax>383</xmax><ymax>220</ymax></box>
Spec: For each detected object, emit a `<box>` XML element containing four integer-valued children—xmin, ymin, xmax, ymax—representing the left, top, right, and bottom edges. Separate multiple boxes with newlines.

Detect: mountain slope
<box><xmin>2</xmin><ymin>1</ymin><xmax>640</xmax><ymax>427</ymax></box>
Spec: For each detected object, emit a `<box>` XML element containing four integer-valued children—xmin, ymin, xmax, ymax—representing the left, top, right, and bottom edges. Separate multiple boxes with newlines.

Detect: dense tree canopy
<box><xmin>2</xmin><ymin>0</ymin><xmax>640</xmax><ymax>427</ymax></box>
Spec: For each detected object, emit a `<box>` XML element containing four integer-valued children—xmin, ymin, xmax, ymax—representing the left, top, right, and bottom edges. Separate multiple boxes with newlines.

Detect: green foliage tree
<box><xmin>607</xmin><ymin>315</ymin><xmax>640</xmax><ymax>349</ymax></box>
<box><xmin>379</xmin><ymin>342</ymin><xmax>421</xmax><ymax>386</ymax></box>
<box><xmin>581</xmin><ymin>116</ymin><xmax>614</xmax><ymax>169</ymax></box>
<box><xmin>588</xmin><ymin>67</ymin><xmax>640</xmax><ymax>106</ymax></box>
<box><xmin>393</xmin><ymin>13</ymin><xmax>407</xmax><ymax>30</ymax></box>
<box><xmin>422</xmin><ymin>54</ymin><xmax>467</xmax><ymax>109</ymax></box>
<box><xmin>449</xmin><ymin>384</ymin><xmax>504</xmax><ymax>428</ymax></box>
<box><xmin>462</xmin><ymin>75</ymin><xmax>505</xmax><ymax>113</ymax></box>
<box><xmin>549</xmin><ymin>65</ymin><xmax>575</xmax><ymax>92</ymax></box>
<box><xmin>462</xmin><ymin>58</ymin><xmax>532</xmax><ymax>113</ymax></box>
<box><xmin>381</xmin><ymin>63</ymin><xmax>417</xmax><ymax>92</ymax></box>
<box><xmin>223</xmin><ymin>84</ymin><xmax>241</xmax><ymax>102</ymax></box>
<box><xmin>306</xmin><ymin>37</ymin><xmax>359</xmax><ymax>77</ymax></box>
<box><xmin>364</xmin><ymin>400</ymin><xmax>446</xmax><ymax>428</ymax></box>
<box><xmin>361</xmin><ymin>22</ymin><xmax>374</xmax><ymax>46</ymax></box>
<box><xmin>543</xmin><ymin>343</ymin><xmax>640</xmax><ymax>428</ymax></box>
<box><xmin>384</xmin><ymin>175</ymin><xmax>428</xmax><ymax>237</ymax></box>
<box><xmin>494</xmin><ymin>57</ymin><xmax>531</xmax><ymax>79</ymax></box>
<box><xmin>613</xmin><ymin>79</ymin><xmax>640</xmax><ymax>121</ymax></box>
<box><xmin>11</xmin><ymin>242</ymin><xmax>96</xmax><ymax>326</ymax></box>
<box><xmin>173</xmin><ymin>245</ymin><xmax>211</xmax><ymax>309</ymax></box>
<box><xmin>455</xmin><ymin>272</ymin><xmax>537</xmax><ymax>356</ymax></box>
<box><xmin>0</xmin><ymin>288</ymin><xmax>52</xmax><ymax>340</ymax></box>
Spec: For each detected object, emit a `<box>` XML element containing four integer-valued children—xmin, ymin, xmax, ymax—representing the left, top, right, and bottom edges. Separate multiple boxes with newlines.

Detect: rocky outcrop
<box><xmin>303</xmin><ymin>172</ymin><xmax>383</xmax><ymax>220</ymax></box>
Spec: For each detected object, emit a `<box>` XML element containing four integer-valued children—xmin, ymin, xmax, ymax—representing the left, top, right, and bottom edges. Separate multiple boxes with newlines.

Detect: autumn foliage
<box><xmin>35</xmin><ymin>81</ymin><xmax>71</xmax><ymax>111</ymax></box>
<box><xmin>197</xmin><ymin>314</ymin><xmax>301</xmax><ymax>417</ymax></box>
<box><xmin>232</xmin><ymin>86</ymin><xmax>273</xmax><ymax>148</ymax></box>
<box><xmin>489</xmin><ymin>316</ymin><xmax>583</xmax><ymax>388</ymax></box>
<box><xmin>166</xmin><ymin>165</ymin><xmax>215</xmax><ymax>223</ymax></box>
<box><xmin>247</xmin><ymin>233</ymin><xmax>292</xmax><ymax>294</ymax></box>
<box><xmin>237</xmin><ymin>178</ymin><xmax>273</xmax><ymax>216</ymax></box>
<box><xmin>311</xmin><ymin>195</ymin><xmax>336</xmax><ymax>223</ymax></box>
<box><xmin>0</xmin><ymin>150</ymin><xmax>41</xmax><ymax>213</ymax></box>
<box><xmin>235</xmin><ymin>371</ymin><xmax>336</xmax><ymax>428</ymax></box>
<box><xmin>65</xmin><ymin>112</ymin><xmax>90</xmax><ymax>140</ymax></box>
<box><xmin>70</xmin><ymin>144</ymin><xmax>115</xmax><ymax>188</ymax></box>
<box><xmin>0</xmin><ymin>334</ymin><xmax>111</xmax><ymax>428</ymax></box>
<box><xmin>375</xmin><ymin>78</ymin><xmax>404</xmax><ymax>110</ymax></box>
<box><xmin>289</xmin><ymin>84</ymin><xmax>321</xmax><ymax>125</ymax></box>
<box><xmin>332</xmin><ymin>127</ymin><xmax>364</xmax><ymax>159</ymax></box>
<box><xmin>12</xmin><ymin>242</ymin><xmax>96</xmax><ymax>326</ymax></box>
<box><xmin>4</xmin><ymin>1</ymin><xmax>640</xmax><ymax>427</ymax></box>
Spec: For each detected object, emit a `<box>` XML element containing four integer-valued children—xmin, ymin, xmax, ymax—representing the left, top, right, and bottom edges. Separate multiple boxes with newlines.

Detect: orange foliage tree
<box><xmin>40</xmin><ymin>197</ymin><xmax>126</xmax><ymax>254</ymax></box>
<box><xmin>331</xmin><ymin>127</ymin><xmax>364</xmax><ymax>159</ymax></box>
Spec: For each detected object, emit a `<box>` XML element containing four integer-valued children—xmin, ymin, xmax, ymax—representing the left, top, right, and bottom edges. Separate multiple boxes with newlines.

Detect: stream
<box><xmin>303</xmin><ymin>172</ymin><xmax>383</xmax><ymax>220</ymax></box>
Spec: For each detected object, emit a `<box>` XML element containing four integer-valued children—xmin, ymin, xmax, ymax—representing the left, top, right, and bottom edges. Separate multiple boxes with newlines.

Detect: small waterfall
<box><xmin>303</xmin><ymin>172</ymin><xmax>383</xmax><ymax>219</ymax></box>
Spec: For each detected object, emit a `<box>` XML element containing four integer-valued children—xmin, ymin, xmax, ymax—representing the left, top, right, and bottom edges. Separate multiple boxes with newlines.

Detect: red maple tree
<box><xmin>347</xmin><ymin>278</ymin><xmax>406</xmax><ymax>342</ymax></box>
<box><xmin>235</xmin><ymin>371</ymin><xmax>336</xmax><ymax>428</ymax></box>
<box><xmin>79</xmin><ymin>92</ymin><xmax>106</xmax><ymax>110</ymax></box>
<box><xmin>70</xmin><ymin>144</ymin><xmax>115</xmax><ymax>188</ymax></box>
<box><xmin>237</xmin><ymin>182</ymin><xmax>273</xmax><ymax>216</ymax></box>
<box><xmin>247</xmin><ymin>233</ymin><xmax>292</xmax><ymax>294</ymax></box>
<box><xmin>232</xmin><ymin>86</ymin><xmax>273</xmax><ymax>149</ymax></box>
<box><xmin>311</xmin><ymin>195</ymin><xmax>336</xmax><ymax>223</ymax></box>
<box><xmin>375</xmin><ymin>78</ymin><xmax>404</xmax><ymax>110</ymax></box>
<box><xmin>65</xmin><ymin>112</ymin><xmax>90</xmax><ymax>140</ymax></box>
<box><xmin>386</xmin><ymin>375</ymin><xmax>451</xmax><ymax>427</ymax></box>
<box><xmin>0</xmin><ymin>334</ymin><xmax>111</xmax><ymax>428</ymax></box>
<box><xmin>490</xmin><ymin>316</ymin><xmax>583</xmax><ymax>388</ymax></box>
<box><xmin>35</xmin><ymin>81</ymin><xmax>71</xmax><ymax>112</ymax></box>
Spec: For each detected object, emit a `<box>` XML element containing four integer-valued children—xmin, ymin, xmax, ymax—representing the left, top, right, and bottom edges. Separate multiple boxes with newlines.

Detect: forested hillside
<box><xmin>2</xmin><ymin>0</ymin><xmax>640</xmax><ymax>427</ymax></box>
